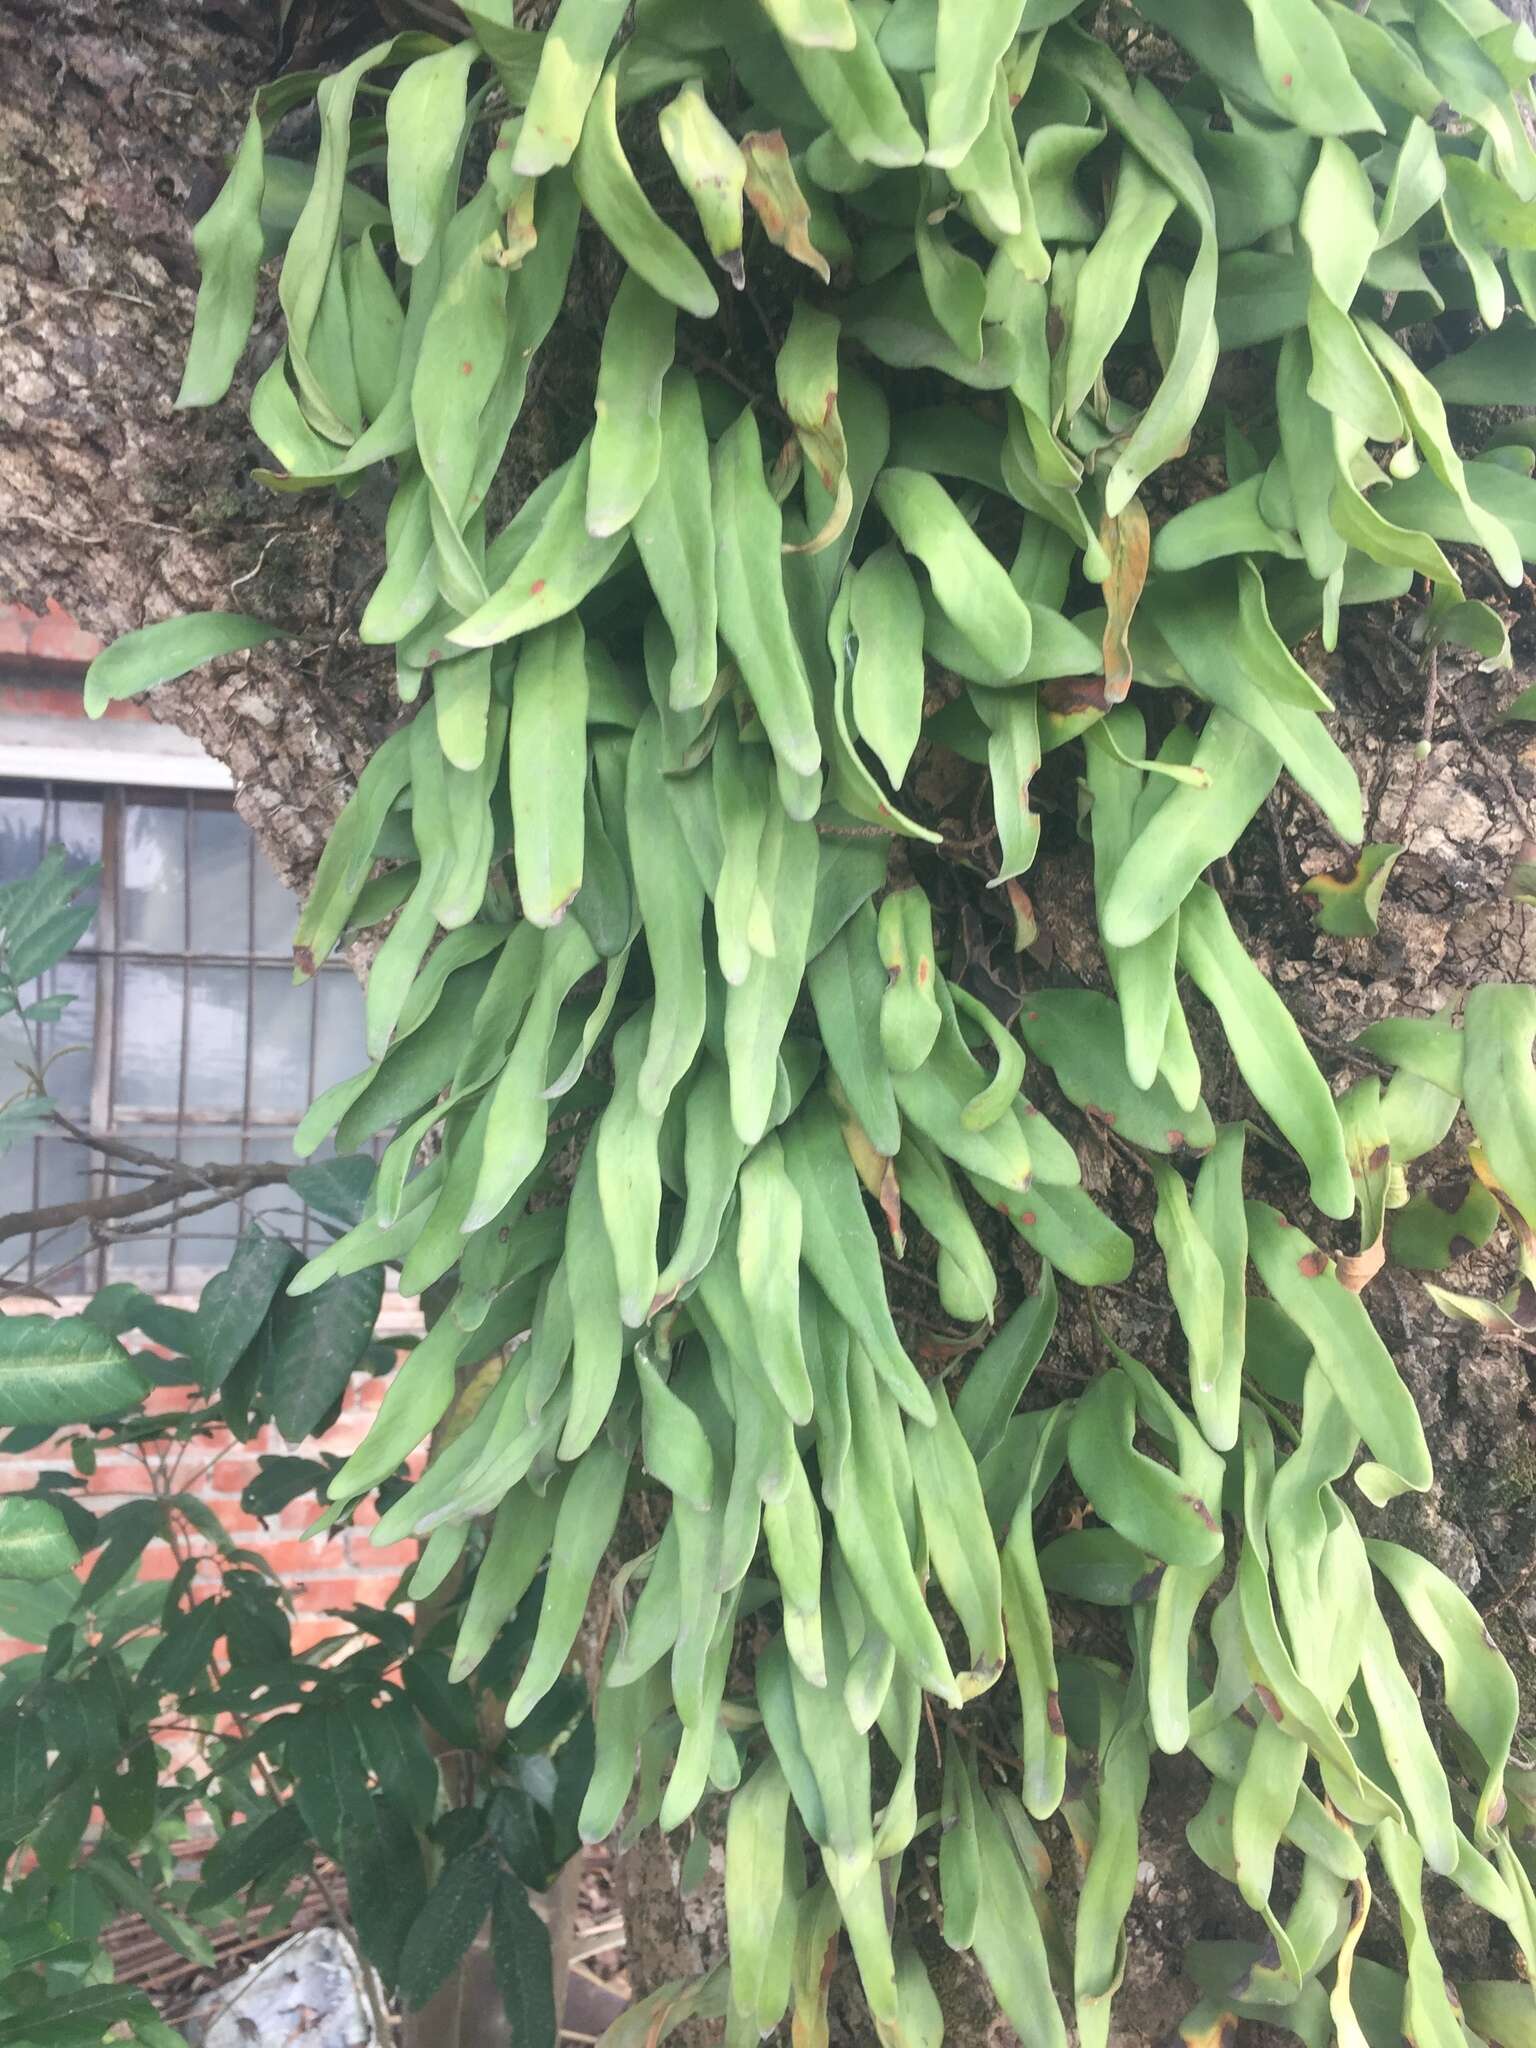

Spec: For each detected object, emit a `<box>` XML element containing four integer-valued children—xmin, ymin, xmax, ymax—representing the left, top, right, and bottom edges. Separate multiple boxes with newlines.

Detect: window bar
<box><xmin>93</xmin><ymin>787</ymin><xmax>125</xmax><ymax>1293</ymax></box>
<box><xmin>165</xmin><ymin>792</ymin><xmax>194</xmax><ymax>1296</ymax></box>
<box><xmin>303</xmin><ymin>952</ymin><xmax>322</xmax><ymax>1256</ymax></box>
<box><xmin>41</xmin><ymin>784</ymin><xmax>62</xmax><ymax>1288</ymax></box>
<box><xmin>24</xmin><ymin>787</ymin><xmax>49</xmax><ymax>1286</ymax></box>
<box><xmin>240</xmin><ymin>817</ymin><xmax>259</xmax><ymax>1240</ymax></box>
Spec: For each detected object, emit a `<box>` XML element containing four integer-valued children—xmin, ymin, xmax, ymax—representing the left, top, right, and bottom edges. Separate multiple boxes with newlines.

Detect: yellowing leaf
<box><xmin>742</xmin><ymin>131</ymin><xmax>833</xmax><ymax>284</ymax></box>
<box><xmin>1302</xmin><ymin>842</ymin><xmax>1403</xmax><ymax>936</ymax></box>
<box><xmin>1098</xmin><ymin>496</ymin><xmax>1150</xmax><ymax>702</ymax></box>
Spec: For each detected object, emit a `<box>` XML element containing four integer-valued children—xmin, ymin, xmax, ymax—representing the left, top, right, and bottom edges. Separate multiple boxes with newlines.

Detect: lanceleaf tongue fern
<box><xmin>89</xmin><ymin>0</ymin><xmax>1536</xmax><ymax>2039</ymax></box>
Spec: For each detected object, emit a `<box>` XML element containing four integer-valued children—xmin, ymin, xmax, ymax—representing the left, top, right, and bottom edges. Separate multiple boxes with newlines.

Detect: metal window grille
<box><xmin>0</xmin><ymin>777</ymin><xmax>369</xmax><ymax>1297</ymax></box>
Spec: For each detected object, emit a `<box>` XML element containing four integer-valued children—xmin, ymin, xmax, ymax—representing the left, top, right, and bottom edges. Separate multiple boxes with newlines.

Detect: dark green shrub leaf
<box><xmin>194</xmin><ymin>1229</ymin><xmax>300</xmax><ymax>1392</ymax></box>
<box><xmin>398</xmin><ymin>1841</ymin><xmax>499</xmax><ymax>2011</ymax></box>
<box><xmin>490</xmin><ymin>1871</ymin><xmax>557</xmax><ymax>2047</ymax></box>
<box><xmin>341</xmin><ymin>1794</ymin><xmax>427</xmax><ymax>1991</ymax></box>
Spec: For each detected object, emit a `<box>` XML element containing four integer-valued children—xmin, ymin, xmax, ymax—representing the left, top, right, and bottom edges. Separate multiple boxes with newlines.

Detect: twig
<box><xmin>1392</xmin><ymin>643</ymin><xmax>1441</xmax><ymax>841</ymax></box>
<box><xmin>53</xmin><ymin>1111</ymin><xmax>215</xmax><ymax>1177</ymax></box>
<box><xmin>1450</xmin><ymin>693</ymin><xmax>1536</xmax><ymax>842</ymax></box>
<box><xmin>1481</xmin><ymin>1551</ymin><xmax>1536</xmax><ymax>1622</ymax></box>
<box><xmin>0</xmin><ymin>1160</ymin><xmax>289</xmax><ymax>1242</ymax></box>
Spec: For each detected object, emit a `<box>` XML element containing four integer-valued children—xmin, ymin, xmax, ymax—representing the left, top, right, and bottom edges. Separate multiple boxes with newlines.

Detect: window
<box><xmin>0</xmin><ymin>779</ymin><xmax>369</xmax><ymax>1296</ymax></box>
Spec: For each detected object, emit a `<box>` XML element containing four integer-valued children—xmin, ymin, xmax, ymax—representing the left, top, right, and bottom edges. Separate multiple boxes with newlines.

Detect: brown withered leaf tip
<box><xmin>1040</xmin><ymin>674</ymin><xmax>1112</xmax><ymax>716</ymax></box>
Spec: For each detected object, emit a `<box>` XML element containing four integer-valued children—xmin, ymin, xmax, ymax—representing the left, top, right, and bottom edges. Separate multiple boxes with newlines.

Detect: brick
<box><xmin>257</xmin><ymin>1537</ymin><xmax>342</xmax><ymax>1581</ymax></box>
<box><xmin>138</xmin><ymin>1541</ymin><xmax>180</xmax><ymax>1583</ymax></box>
<box><xmin>200</xmin><ymin>1502</ymin><xmax>265</xmax><ymax>1537</ymax></box>
<box><xmin>86</xmin><ymin>1460</ymin><xmax>157</xmax><ymax>1495</ymax></box>
<box><xmin>200</xmin><ymin>1458</ymin><xmax>264</xmax><ymax>1499</ymax></box>
<box><xmin>143</xmin><ymin>1383</ymin><xmax>197</xmax><ymax>1418</ymax></box>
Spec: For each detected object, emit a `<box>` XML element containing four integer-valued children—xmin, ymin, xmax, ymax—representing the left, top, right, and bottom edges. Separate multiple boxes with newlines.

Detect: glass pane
<box><xmin>173</xmin><ymin>1238</ymin><xmax>243</xmax><ymax>1290</ymax></box>
<box><xmin>253</xmin><ymin>854</ymin><xmax>298</xmax><ymax>959</ymax></box>
<box><xmin>185</xmin><ymin>966</ymin><xmax>248</xmax><ymax>1116</ymax></box>
<box><xmin>99</xmin><ymin>1123</ymin><xmax>176</xmax><ymax>1290</ymax></box>
<box><xmin>36</xmin><ymin>959</ymin><xmax>96</xmax><ymax>1115</ymax></box>
<box><xmin>30</xmin><ymin>1136</ymin><xmax>95</xmax><ymax>1294</ymax></box>
<box><xmin>242</xmin><ymin>1132</ymin><xmax>313</xmax><ymax>1242</ymax></box>
<box><xmin>188</xmin><ymin>805</ymin><xmax>251</xmax><ymax>960</ymax></box>
<box><xmin>0</xmin><ymin>1138</ymin><xmax>42</xmax><ymax>1288</ymax></box>
<box><xmin>104</xmin><ymin>1231</ymin><xmax>172</xmax><ymax>1294</ymax></box>
<box><xmin>0</xmin><ymin>791</ymin><xmax>44</xmax><ymax>885</ymax></box>
<box><xmin>313</xmin><ymin>970</ymin><xmax>369</xmax><ymax>1098</ymax></box>
<box><xmin>169</xmin><ymin>1131</ymin><xmax>242</xmax><ymax>1294</ymax></box>
<box><xmin>48</xmin><ymin>793</ymin><xmax>104</xmax><ymax>949</ymax></box>
<box><xmin>120</xmin><ymin>797</ymin><xmax>187</xmax><ymax>953</ymax></box>
<box><xmin>52</xmin><ymin>794</ymin><xmax>103</xmax><ymax>868</ymax></box>
<box><xmin>115</xmin><ymin>962</ymin><xmax>184</xmax><ymax>1114</ymax></box>
<box><xmin>251</xmin><ymin>967</ymin><xmax>314</xmax><ymax>1120</ymax></box>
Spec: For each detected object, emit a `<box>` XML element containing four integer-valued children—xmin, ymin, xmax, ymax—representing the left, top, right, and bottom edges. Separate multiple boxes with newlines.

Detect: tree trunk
<box><xmin>6</xmin><ymin>7</ymin><xmax>1536</xmax><ymax>2047</ymax></box>
<box><xmin>0</xmin><ymin>0</ymin><xmax>398</xmax><ymax>889</ymax></box>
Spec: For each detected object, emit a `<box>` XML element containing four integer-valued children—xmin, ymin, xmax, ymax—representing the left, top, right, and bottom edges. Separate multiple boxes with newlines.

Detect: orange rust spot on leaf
<box><xmin>1254</xmin><ymin>1683</ymin><xmax>1284</xmax><ymax>1722</ymax></box>
<box><xmin>530</xmin><ymin>578</ymin><xmax>546</xmax><ymax>596</ymax></box>
<box><xmin>1021</xmin><ymin>1211</ymin><xmax>1037</xmax><ymax>1227</ymax></box>
<box><xmin>1167</xmin><ymin>1129</ymin><xmax>1185</xmax><ymax>1149</ymax></box>
<box><xmin>1046</xmin><ymin>1693</ymin><xmax>1065</xmax><ymax>1737</ymax></box>
<box><xmin>1298</xmin><ymin>1249</ymin><xmax>1329</xmax><ymax>1278</ymax></box>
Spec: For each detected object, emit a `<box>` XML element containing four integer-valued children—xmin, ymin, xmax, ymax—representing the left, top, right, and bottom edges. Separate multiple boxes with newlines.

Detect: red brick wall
<box><xmin>0</xmin><ymin>1345</ymin><xmax>424</xmax><ymax>1661</ymax></box>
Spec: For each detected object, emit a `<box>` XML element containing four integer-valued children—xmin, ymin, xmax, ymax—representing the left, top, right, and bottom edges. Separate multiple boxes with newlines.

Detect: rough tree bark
<box><xmin>5</xmin><ymin>6</ymin><xmax>1536</xmax><ymax>2046</ymax></box>
<box><xmin>0</xmin><ymin>0</ymin><xmax>399</xmax><ymax>885</ymax></box>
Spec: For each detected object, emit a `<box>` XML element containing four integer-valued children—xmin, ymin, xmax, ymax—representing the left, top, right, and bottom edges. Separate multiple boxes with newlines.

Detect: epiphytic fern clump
<box><xmin>93</xmin><ymin>1</ymin><xmax>1536</xmax><ymax>2040</ymax></box>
